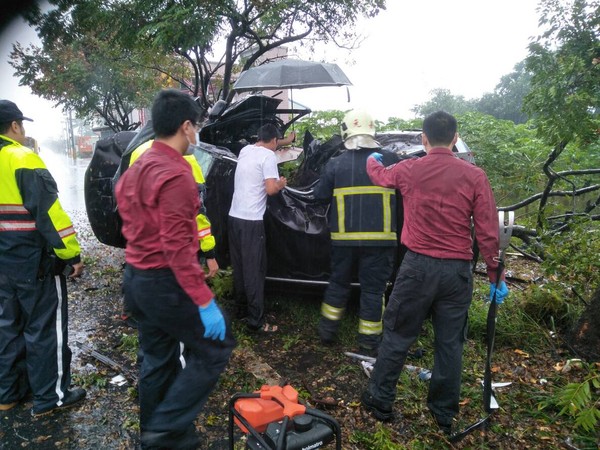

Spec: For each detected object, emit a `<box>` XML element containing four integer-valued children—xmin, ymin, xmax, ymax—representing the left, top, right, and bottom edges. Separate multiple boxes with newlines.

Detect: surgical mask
<box><xmin>185</xmin><ymin>130</ymin><xmax>201</xmax><ymax>155</ymax></box>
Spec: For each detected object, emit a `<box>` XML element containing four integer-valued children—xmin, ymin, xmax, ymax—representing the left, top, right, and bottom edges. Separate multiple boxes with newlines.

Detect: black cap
<box><xmin>0</xmin><ymin>100</ymin><xmax>33</xmax><ymax>123</ymax></box>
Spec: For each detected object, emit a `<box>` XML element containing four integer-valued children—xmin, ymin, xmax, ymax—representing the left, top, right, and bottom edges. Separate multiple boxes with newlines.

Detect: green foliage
<box><xmin>282</xmin><ymin>334</ymin><xmax>301</xmax><ymax>351</ymax></box>
<box><xmin>296</xmin><ymin>110</ymin><xmax>346</xmax><ymax>141</ymax></box>
<box><xmin>411</xmin><ymin>88</ymin><xmax>474</xmax><ymax>117</ymax></box>
<box><xmin>119</xmin><ymin>333</ymin><xmax>139</xmax><ymax>359</ymax></box>
<box><xmin>378</xmin><ymin>117</ymin><xmax>423</xmax><ymax>131</ymax></box>
<box><xmin>473</xmin><ymin>61</ymin><xmax>532</xmax><ymax>124</ymax></box>
<box><xmin>207</xmin><ymin>268</ymin><xmax>234</xmax><ymax>299</ymax></box>
<box><xmin>350</xmin><ymin>423</ymin><xmax>403</xmax><ymax>449</ymax></box>
<box><xmin>72</xmin><ymin>372</ymin><xmax>108</xmax><ymax>389</ymax></box>
<box><xmin>523</xmin><ymin>0</ymin><xmax>600</xmax><ymax>146</ymax></box>
<box><xmin>9</xmin><ymin>1</ymin><xmax>166</xmax><ymax>131</ymax></box>
<box><xmin>520</xmin><ymin>283</ymin><xmax>580</xmax><ymax>329</ymax></box>
<box><xmin>456</xmin><ymin>112</ymin><xmax>548</xmax><ymax>206</ymax></box>
<box><xmin>540</xmin><ymin>365</ymin><xmax>600</xmax><ymax>433</ymax></box>
<box><xmin>541</xmin><ymin>218</ymin><xmax>600</xmax><ymax>298</ymax></box>
<box><xmin>14</xmin><ymin>0</ymin><xmax>387</xmax><ymax>119</ymax></box>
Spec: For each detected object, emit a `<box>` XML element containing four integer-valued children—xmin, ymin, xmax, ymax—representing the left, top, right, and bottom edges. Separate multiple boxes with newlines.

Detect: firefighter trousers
<box><xmin>319</xmin><ymin>246</ymin><xmax>395</xmax><ymax>349</ymax></box>
<box><xmin>0</xmin><ymin>271</ymin><xmax>72</xmax><ymax>410</ymax></box>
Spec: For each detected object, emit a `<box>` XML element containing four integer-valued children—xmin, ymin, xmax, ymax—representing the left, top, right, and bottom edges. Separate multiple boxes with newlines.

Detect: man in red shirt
<box><xmin>115</xmin><ymin>89</ymin><xmax>235</xmax><ymax>449</ymax></box>
<box><xmin>360</xmin><ymin>111</ymin><xmax>508</xmax><ymax>434</ymax></box>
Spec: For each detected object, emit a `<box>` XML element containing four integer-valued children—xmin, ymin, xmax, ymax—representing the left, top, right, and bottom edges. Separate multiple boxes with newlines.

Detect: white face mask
<box><xmin>185</xmin><ymin>126</ymin><xmax>200</xmax><ymax>155</ymax></box>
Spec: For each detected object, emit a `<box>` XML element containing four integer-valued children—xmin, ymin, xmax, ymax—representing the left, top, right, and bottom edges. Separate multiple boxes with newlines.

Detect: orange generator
<box><xmin>228</xmin><ymin>384</ymin><xmax>341</xmax><ymax>449</ymax></box>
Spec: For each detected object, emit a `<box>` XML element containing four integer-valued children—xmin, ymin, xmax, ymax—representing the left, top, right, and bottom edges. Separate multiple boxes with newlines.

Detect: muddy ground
<box><xmin>0</xmin><ymin>211</ymin><xmax>597</xmax><ymax>449</ymax></box>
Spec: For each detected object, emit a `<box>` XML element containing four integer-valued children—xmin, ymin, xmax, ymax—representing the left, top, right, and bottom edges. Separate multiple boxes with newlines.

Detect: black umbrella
<box><xmin>232</xmin><ymin>59</ymin><xmax>352</xmax><ymax>92</ymax></box>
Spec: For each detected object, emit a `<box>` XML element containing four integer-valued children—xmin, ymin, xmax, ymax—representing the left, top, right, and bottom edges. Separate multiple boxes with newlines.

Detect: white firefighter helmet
<box><xmin>341</xmin><ymin>109</ymin><xmax>379</xmax><ymax>150</ymax></box>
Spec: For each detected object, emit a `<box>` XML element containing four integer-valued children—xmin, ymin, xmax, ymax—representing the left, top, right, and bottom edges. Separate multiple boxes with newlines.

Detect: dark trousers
<box><xmin>0</xmin><ymin>271</ymin><xmax>70</xmax><ymax>410</ymax></box>
<box><xmin>319</xmin><ymin>246</ymin><xmax>395</xmax><ymax>348</ymax></box>
<box><xmin>123</xmin><ymin>265</ymin><xmax>235</xmax><ymax>435</ymax></box>
<box><xmin>367</xmin><ymin>250</ymin><xmax>472</xmax><ymax>423</ymax></box>
<box><xmin>228</xmin><ymin>216</ymin><xmax>266</xmax><ymax>328</ymax></box>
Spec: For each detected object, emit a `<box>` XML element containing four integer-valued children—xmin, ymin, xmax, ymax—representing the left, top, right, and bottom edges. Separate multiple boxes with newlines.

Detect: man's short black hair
<box><xmin>151</xmin><ymin>89</ymin><xmax>201</xmax><ymax>138</ymax></box>
<box><xmin>0</xmin><ymin>121</ymin><xmax>13</xmax><ymax>134</ymax></box>
<box><xmin>257</xmin><ymin>123</ymin><xmax>282</xmax><ymax>142</ymax></box>
<box><xmin>422</xmin><ymin>111</ymin><xmax>457</xmax><ymax>147</ymax></box>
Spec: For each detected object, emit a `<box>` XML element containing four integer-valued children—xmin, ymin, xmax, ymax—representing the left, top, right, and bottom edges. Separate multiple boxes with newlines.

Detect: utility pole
<box><xmin>66</xmin><ymin>109</ymin><xmax>76</xmax><ymax>160</ymax></box>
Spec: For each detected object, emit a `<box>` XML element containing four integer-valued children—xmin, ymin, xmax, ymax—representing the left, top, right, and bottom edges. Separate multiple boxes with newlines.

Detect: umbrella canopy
<box><xmin>232</xmin><ymin>59</ymin><xmax>352</xmax><ymax>92</ymax></box>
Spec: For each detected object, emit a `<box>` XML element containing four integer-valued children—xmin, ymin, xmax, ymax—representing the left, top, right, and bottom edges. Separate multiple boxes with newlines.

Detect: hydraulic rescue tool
<box><xmin>228</xmin><ymin>384</ymin><xmax>342</xmax><ymax>450</ymax></box>
<box><xmin>450</xmin><ymin>210</ymin><xmax>514</xmax><ymax>443</ymax></box>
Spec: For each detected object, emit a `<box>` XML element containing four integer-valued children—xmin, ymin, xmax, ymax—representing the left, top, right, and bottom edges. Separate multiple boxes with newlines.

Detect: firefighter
<box><xmin>314</xmin><ymin>109</ymin><xmax>397</xmax><ymax>355</ymax></box>
<box><xmin>0</xmin><ymin>100</ymin><xmax>86</xmax><ymax>415</ymax></box>
<box><xmin>129</xmin><ymin>140</ymin><xmax>218</xmax><ymax>277</ymax></box>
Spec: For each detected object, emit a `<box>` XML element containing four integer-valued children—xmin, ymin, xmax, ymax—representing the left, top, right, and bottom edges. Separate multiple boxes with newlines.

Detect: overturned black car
<box><xmin>84</xmin><ymin>95</ymin><xmax>474</xmax><ymax>286</ymax></box>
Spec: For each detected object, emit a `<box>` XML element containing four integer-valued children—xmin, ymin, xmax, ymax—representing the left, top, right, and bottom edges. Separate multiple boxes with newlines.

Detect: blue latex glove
<box><xmin>368</xmin><ymin>152</ymin><xmax>383</xmax><ymax>164</ymax></box>
<box><xmin>489</xmin><ymin>281</ymin><xmax>509</xmax><ymax>304</ymax></box>
<box><xmin>198</xmin><ymin>299</ymin><xmax>226</xmax><ymax>341</ymax></box>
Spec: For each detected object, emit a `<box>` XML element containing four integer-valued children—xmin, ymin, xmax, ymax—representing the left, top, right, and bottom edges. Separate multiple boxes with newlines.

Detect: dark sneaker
<box><xmin>32</xmin><ymin>388</ymin><xmax>86</xmax><ymax>416</ymax></box>
<box><xmin>361</xmin><ymin>391</ymin><xmax>394</xmax><ymax>421</ymax></box>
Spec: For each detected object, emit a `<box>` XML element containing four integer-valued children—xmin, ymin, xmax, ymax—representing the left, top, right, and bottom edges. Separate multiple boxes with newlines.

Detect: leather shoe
<box><xmin>0</xmin><ymin>401</ymin><xmax>18</xmax><ymax>411</ymax></box>
<box><xmin>141</xmin><ymin>425</ymin><xmax>200</xmax><ymax>449</ymax></box>
<box><xmin>361</xmin><ymin>391</ymin><xmax>394</xmax><ymax>421</ymax></box>
<box><xmin>32</xmin><ymin>388</ymin><xmax>86</xmax><ymax>416</ymax></box>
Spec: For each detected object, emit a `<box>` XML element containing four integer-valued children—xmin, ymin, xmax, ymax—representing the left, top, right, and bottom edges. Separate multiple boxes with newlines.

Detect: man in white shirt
<box><xmin>228</xmin><ymin>124</ymin><xmax>287</xmax><ymax>332</ymax></box>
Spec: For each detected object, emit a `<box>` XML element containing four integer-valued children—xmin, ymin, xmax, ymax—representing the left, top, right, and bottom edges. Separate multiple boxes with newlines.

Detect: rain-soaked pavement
<box><xmin>40</xmin><ymin>149</ymin><xmax>89</xmax><ymax>212</ymax></box>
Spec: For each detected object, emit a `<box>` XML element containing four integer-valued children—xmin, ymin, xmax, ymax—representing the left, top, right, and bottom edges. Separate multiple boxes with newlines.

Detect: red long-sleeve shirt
<box><xmin>367</xmin><ymin>147</ymin><xmax>501</xmax><ymax>282</ymax></box>
<box><xmin>115</xmin><ymin>141</ymin><xmax>213</xmax><ymax>306</ymax></box>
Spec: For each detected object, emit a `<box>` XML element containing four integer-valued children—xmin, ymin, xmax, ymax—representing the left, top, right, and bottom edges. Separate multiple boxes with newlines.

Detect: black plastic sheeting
<box><xmin>84</xmin><ymin>131</ymin><xmax>136</xmax><ymax>249</ymax></box>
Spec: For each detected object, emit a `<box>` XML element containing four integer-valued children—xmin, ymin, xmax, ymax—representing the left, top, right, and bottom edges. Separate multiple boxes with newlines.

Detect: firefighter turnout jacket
<box><xmin>0</xmin><ymin>134</ymin><xmax>81</xmax><ymax>279</ymax></box>
<box><xmin>129</xmin><ymin>140</ymin><xmax>216</xmax><ymax>258</ymax></box>
<box><xmin>314</xmin><ymin>147</ymin><xmax>397</xmax><ymax>247</ymax></box>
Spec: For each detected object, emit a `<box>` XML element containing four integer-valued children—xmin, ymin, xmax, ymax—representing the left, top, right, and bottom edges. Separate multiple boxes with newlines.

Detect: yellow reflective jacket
<box><xmin>0</xmin><ymin>134</ymin><xmax>81</xmax><ymax>279</ymax></box>
<box><xmin>129</xmin><ymin>140</ymin><xmax>216</xmax><ymax>256</ymax></box>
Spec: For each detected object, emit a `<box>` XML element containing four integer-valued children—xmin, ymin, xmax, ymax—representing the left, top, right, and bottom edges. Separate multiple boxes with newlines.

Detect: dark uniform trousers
<box><xmin>124</xmin><ymin>265</ymin><xmax>235</xmax><ymax>433</ymax></box>
<box><xmin>0</xmin><ymin>270</ymin><xmax>71</xmax><ymax>410</ymax></box>
<box><xmin>367</xmin><ymin>250</ymin><xmax>473</xmax><ymax>424</ymax></box>
<box><xmin>319</xmin><ymin>246</ymin><xmax>395</xmax><ymax>349</ymax></box>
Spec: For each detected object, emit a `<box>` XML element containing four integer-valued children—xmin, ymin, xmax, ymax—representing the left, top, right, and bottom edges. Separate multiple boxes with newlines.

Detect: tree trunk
<box><xmin>569</xmin><ymin>286</ymin><xmax>600</xmax><ymax>361</ymax></box>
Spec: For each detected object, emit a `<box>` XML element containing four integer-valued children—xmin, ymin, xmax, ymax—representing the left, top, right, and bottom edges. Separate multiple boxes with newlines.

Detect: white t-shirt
<box><xmin>229</xmin><ymin>144</ymin><xmax>280</xmax><ymax>221</ymax></box>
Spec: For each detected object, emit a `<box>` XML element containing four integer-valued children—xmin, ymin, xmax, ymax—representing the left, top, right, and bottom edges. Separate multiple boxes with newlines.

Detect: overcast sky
<box><xmin>0</xmin><ymin>0</ymin><xmax>542</xmax><ymax>141</ymax></box>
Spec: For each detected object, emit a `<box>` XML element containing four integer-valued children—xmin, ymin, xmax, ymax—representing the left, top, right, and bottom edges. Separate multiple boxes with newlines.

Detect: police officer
<box><xmin>0</xmin><ymin>100</ymin><xmax>86</xmax><ymax>415</ymax></box>
<box><xmin>314</xmin><ymin>109</ymin><xmax>397</xmax><ymax>355</ymax></box>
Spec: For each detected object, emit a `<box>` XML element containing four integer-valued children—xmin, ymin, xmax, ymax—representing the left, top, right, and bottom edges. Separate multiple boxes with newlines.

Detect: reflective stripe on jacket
<box><xmin>0</xmin><ymin>134</ymin><xmax>81</xmax><ymax>278</ymax></box>
<box><xmin>313</xmin><ymin>147</ymin><xmax>398</xmax><ymax>246</ymax></box>
<box><xmin>129</xmin><ymin>141</ymin><xmax>216</xmax><ymax>255</ymax></box>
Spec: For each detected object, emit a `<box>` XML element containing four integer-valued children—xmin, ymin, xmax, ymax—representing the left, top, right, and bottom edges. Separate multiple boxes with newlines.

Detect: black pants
<box><xmin>123</xmin><ymin>265</ymin><xmax>235</xmax><ymax>436</ymax></box>
<box><xmin>367</xmin><ymin>250</ymin><xmax>472</xmax><ymax>423</ymax></box>
<box><xmin>0</xmin><ymin>271</ymin><xmax>70</xmax><ymax>410</ymax></box>
<box><xmin>228</xmin><ymin>216</ymin><xmax>267</xmax><ymax>328</ymax></box>
<box><xmin>319</xmin><ymin>246</ymin><xmax>395</xmax><ymax>349</ymax></box>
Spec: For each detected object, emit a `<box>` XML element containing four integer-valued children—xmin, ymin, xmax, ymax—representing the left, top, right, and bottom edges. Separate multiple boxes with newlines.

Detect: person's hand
<box><xmin>489</xmin><ymin>281</ymin><xmax>509</xmax><ymax>304</ymax></box>
<box><xmin>368</xmin><ymin>152</ymin><xmax>383</xmax><ymax>164</ymax></box>
<box><xmin>198</xmin><ymin>299</ymin><xmax>226</xmax><ymax>341</ymax></box>
<box><xmin>279</xmin><ymin>176</ymin><xmax>287</xmax><ymax>189</ymax></box>
<box><xmin>71</xmin><ymin>261</ymin><xmax>84</xmax><ymax>278</ymax></box>
<box><xmin>205</xmin><ymin>258</ymin><xmax>219</xmax><ymax>278</ymax></box>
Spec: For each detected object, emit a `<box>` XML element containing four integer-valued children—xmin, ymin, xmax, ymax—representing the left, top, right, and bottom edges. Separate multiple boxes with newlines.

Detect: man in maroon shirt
<box><xmin>115</xmin><ymin>89</ymin><xmax>235</xmax><ymax>449</ymax></box>
<box><xmin>360</xmin><ymin>111</ymin><xmax>508</xmax><ymax>434</ymax></box>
